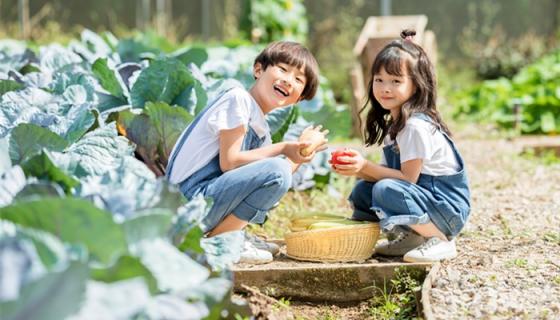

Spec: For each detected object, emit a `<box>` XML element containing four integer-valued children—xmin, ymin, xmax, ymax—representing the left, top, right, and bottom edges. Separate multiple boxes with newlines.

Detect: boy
<box><xmin>166</xmin><ymin>41</ymin><xmax>326</xmax><ymax>264</ymax></box>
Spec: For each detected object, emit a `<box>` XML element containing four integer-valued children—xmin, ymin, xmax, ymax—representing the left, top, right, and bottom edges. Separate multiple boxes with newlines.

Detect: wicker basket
<box><xmin>284</xmin><ymin>223</ymin><xmax>380</xmax><ymax>262</ymax></box>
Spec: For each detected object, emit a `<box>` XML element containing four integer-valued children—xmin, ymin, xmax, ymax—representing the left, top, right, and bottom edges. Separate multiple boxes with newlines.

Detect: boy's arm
<box><xmin>219</xmin><ymin>125</ymin><xmax>313</xmax><ymax>171</ymax></box>
<box><xmin>286</xmin><ymin>159</ymin><xmax>302</xmax><ymax>173</ymax></box>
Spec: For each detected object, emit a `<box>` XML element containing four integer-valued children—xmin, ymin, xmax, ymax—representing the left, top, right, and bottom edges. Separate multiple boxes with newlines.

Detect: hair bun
<box><xmin>400</xmin><ymin>29</ymin><xmax>416</xmax><ymax>40</ymax></box>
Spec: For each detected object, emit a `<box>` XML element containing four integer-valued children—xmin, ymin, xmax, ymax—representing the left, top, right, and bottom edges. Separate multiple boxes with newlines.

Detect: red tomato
<box><xmin>331</xmin><ymin>149</ymin><xmax>353</xmax><ymax>165</ymax></box>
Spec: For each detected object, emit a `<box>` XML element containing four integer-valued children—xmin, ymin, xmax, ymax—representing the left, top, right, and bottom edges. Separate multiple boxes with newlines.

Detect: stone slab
<box><xmin>233</xmin><ymin>251</ymin><xmax>431</xmax><ymax>302</ymax></box>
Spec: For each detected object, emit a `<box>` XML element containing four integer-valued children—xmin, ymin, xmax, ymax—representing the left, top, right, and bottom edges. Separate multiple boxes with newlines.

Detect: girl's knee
<box><xmin>349</xmin><ymin>180</ymin><xmax>374</xmax><ymax>212</ymax></box>
<box><xmin>372</xmin><ymin>179</ymin><xmax>404</xmax><ymax>206</ymax></box>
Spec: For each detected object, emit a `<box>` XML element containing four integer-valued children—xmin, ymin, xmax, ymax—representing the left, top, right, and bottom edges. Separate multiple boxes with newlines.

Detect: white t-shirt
<box><xmin>380</xmin><ymin>117</ymin><xmax>460</xmax><ymax>176</ymax></box>
<box><xmin>168</xmin><ymin>87</ymin><xmax>272</xmax><ymax>184</ymax></box>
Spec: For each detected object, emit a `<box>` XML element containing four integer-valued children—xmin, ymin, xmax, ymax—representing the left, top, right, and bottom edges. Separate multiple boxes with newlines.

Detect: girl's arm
<box><xmin>331</xmin><ymin>149</ymin><xmax>423</xmax><ymax>184</ymax></box>
<box><xmin>359</xmin><ymin>158</ymin><xmax>423</xmax><ymax>183</ymax></box>
<box><xmin>218</xmin><ymin>125</ymin><xmax>314</xmax><ymax>172</ymax></box>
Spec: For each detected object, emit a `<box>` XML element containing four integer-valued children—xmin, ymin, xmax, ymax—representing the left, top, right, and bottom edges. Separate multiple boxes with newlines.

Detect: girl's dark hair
<box><xmin>360</xmin><ymin>29</ymin><xmax>451</xmax><ymax>146</ymax></box>
<box><xmin>254</xmin><ymin>41</ymin><xmax>319</xmax><ymax>101</ymax></box>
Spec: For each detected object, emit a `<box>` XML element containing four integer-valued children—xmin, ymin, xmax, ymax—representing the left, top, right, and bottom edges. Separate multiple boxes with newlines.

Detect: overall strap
<box><xmin>411</xmin><ymin>113</ymin><xmax>466</xmax><ymax>171</ymax></box>
<box><xmin>165</xmin><ymin>87</ymin><xmax>235</xmax><ymax>180</ymax></box>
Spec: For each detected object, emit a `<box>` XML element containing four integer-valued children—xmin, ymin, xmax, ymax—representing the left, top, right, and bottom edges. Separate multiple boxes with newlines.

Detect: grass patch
<box><xmin>506</xmin><ymin>258</ymin><xmax>529</xmax><ymax>269</ymax></box>
<box><xmin>543</xmin><ymin>231</ymin><xmax>560</xmax><ymax>245</ymax></box>
<box><xmin>521</xmin><ymin>149</ymin><xmax>560</xmax><ymax>166</ymax></box>
<box><xmin>366</xmin><ymin>267</ymin><xmax>424</xmax><ymax>320</ymax></box>
<box><xmin>251</xmin><ymin>174</ymin><xmax>357</xmax><ymax>238</ymax></box>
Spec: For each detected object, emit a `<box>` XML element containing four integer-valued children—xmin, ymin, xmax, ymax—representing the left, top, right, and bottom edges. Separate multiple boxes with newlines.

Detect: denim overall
<box><xmin>166</xmin><ymin>89</ymin><xmax>292</xmax><ymax>233</ymax></box>
<box><xmin>349</xmin><ymin>113</ymin><xmax>471</xmax><ymax>239</ymax></box>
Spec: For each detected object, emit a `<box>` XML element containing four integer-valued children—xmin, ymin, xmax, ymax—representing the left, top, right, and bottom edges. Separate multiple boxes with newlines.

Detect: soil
<box><xmin>236</xmin><ymin>134</ymin><xmax>560</xmax><ymax>319</ymax></box>
<box><xmin>428</xmin><ymin>136</ymin><xmax>560</xmax><ymax>320</ymax></box>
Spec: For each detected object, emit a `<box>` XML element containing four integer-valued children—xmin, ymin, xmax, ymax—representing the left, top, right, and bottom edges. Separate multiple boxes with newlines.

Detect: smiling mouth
<box><xmin>273</xmin><ymin>85</ymin><xmax>289</xmax><ymax>97</ymax></box>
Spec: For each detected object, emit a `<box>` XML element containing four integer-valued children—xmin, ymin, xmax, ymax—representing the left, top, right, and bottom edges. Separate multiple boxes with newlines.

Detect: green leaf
<box><xmin>540</xmin><ymin>111</ymin><xmax>556</xmax><ymax>133</ymax></box>
<box><xmin>62</xmin><ymin>84</ymin><xmax>88</xmax><ymax>105</ymax></box>
<box><xmin>50</xmin><ymin>70</ymin><xmax>97</xmax><ymax>102</ymax></box>
<box><xmin>1</xmin><ymin>221</ymin><xmax>69</xmax><ymax>269</ymax></box>
<box><xmin>116</xmin><ymin>38</ymin><xmax>161</xmax><ymax>63</ymax></box>
<box><xmin>171</xmin><ymin>83</ymin><xmax>204</xmax><ymax>114</ymax></box>
<box><xmin>0</xmin><ymin>198</ymin><xmax>127</xmax><ymax>264</ymax></box>
<box><xmin>15</xmin><ymin>181</ymin><xmax>65</xmax><ymax>203</ymax></box>
<box><xmin>92</xmin><ymin>58</ymin><xmax>125</xmax><ymax>99</ymax></box>
<box><xmin>174</xmin><ymin>47</ymin><xmax>208</xmax><ymax>67</ymax></box>
<box><xmin>95</xmin><ymin>92</ymin><xmax>128</xmax><ymax>115</ymax></box>
<box><xmin>131</xmin><ymin>239</ymin><xmax>209</xmax><ymax>294</ymax></box>
<box><xmin>0</xmin><ymin>137</ymin><xmax>11</xmax><ymax>174</ymax></box>
<box><xmin>169</xmin><ymin>194</ymin><xmax>211</xmax><ymax>248</ymax></box>
<box><xmin>63</xmin><ymin>107</ymin><xmax>95</xmax><ymax>144</ymax></box>
<box><xmin>81</xmin><ymin>29</ymin><xmax>113</xmax><ymax>57</ymax></box>
<box><xmin>0</xmin><ymin>166</ymin><xmax>26</xmax><ymax>207</ymax></box>
<box><xmin>130</xmin><ymin>58</ymin><xmax>195</xmax><ymax>108</ymax></box>
<box><xmin>178</xmin><ymin>226</ymin><xmax>204</xmax><ymax>254</ymax></box>
<box><xmin>144</xmin><ymin>102</ymin><xmax>193</xmax><ymax>165</ymax></box>
<box><xmin>269</xmin><ymin>106</ymin><xmax>299</xmax><ymax>143</ymax></box>
<box><xmin>21</xmin><ymin>151</ymin><xmax>79</xmax><ymax>193</ymax></box>
<box><xmin>117</xmin><ymin>110</ymin><xmax>161</xmax><ymax>174</ymax></box>
<box><xmin>70</xmin><ymin>279</ymin><xmax>151</xmax><ymax>319</ymax></box>
<box><xmin>148</xmin><ymin>181</ymin><xmax>188</xmax><ymax>212</ymax></box>
<box><xmin>61</xmin><ymin>123</ymin><xmax>134</xmax><ymax>178</ymax></box>
<box><xmin>39</xmin><ymin>44</ymin><xmax>83</xmax><ymax>72</ymax></box>
<box><xmin>19</xmin><ymin>63</ymin><xmax>40</xmax><ymax>75</ymax></box>
<box><xmin>0</xmin><ymin>262</ymin><xmax>88</xmax><ymax>320</ymax></box>
<box><xmin>9</xmin><ymin>124</ymin><xmax>68</xmax><ymax>165</ymax></box>
<box><xmin>0</xmin><ymin>80</ymin><xmax>24</xmax><ymax>96</ymax></box>
<box><xmin>122</xmin><ymin>210</ymin><xmax>173</xmax><ymax>245</ymax></box>
<box><xmin>90</xmin><ymin>255</ymin><xmax>158</xmax><ymax>294</ymax></box>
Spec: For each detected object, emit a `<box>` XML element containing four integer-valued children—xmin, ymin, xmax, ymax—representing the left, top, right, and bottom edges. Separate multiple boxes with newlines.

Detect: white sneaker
<box><xmin>238</xmin><ymin>240</ymin><xmax>273</xmax><ymax>264</ymax></box>
<box><xmin>403</xmin><ymin>237</ymin><xmax>457</xmax><ymax>262</ymax></box>
<box><xmin>375</xmin><ymin>231</ymin><xmax>426</xmax><ymax>256</ymax></box>
<box><xmin>245</xmin><ymin>232</ymin><xmax>280</xmax><ymax>255</ymax></box>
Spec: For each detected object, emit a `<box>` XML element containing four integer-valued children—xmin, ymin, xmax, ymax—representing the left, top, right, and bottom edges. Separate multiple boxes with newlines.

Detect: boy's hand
<box><xmin>283</xmin><ymin>141</ymin><xmax>315</xmax><ymax>163</ymax></box>
<box><xmin>298</xmin><ymin>125</ymin><xmax>329</xmax><ymax>156</ymax></box>
<box><xmin>329</xmin><ymin>148</ymin><xmax>367</xmax><ymax>176</ymax></box>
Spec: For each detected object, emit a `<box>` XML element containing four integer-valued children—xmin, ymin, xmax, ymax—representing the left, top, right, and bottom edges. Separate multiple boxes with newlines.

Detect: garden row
<box><xmin>0</xmin><ymin>29</ymin><xmax>335</xmax><ymax>319</ymax></box>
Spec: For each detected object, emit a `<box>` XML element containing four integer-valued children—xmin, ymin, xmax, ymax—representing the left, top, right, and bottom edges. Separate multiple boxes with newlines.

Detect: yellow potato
<box><xmin>299</xmin><ymin>126</ymin><xmax>328</xmax><ymax>156</ymax></box>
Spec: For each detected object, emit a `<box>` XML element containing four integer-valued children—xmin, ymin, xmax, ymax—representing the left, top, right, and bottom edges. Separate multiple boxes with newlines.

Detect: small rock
<box><xmin>447</xmin><ymin>268</ymin><xmax>461</xmax><ymax>283</ymax></box>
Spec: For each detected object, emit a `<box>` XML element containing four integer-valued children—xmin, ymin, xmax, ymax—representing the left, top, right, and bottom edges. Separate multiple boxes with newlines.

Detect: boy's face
<box><xmin>250</xmin><ymin>62</ymin><xmax>306</xmax><ymax>113</ymax></box>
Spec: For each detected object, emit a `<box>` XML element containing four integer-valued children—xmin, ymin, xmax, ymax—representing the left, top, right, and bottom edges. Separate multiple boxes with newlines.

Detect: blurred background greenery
<box><xmin>2</xmin><ymin>0</ymin><xmax>560</xmax><ymax>136</ymax></box>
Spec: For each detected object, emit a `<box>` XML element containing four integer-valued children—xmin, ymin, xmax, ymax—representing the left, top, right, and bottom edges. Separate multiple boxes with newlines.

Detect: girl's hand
<box><xmin>283</xmin><ymin>141</ymin><xmax>315</xmax><ymax>163</ymax></box>
<box><xmin>329</xmin><ymin>148</ymin><xmax>367</xmax><ymax>176</ymax></box>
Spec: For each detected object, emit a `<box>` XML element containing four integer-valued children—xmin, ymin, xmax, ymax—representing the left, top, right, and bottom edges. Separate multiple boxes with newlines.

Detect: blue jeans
<box><xmin>181</xmin><ymin>157</ymin><xmax>292</xmax><ymax>233</ymax></box>
<box><xmin>349</xmin><ymin>178</ymin><xmax>468</xmax><ymax>239</ymax></box>
<box><xmin>348</xmin><ymin>114</ymin><xmax>471</xmax><ymax>240</ymax></box>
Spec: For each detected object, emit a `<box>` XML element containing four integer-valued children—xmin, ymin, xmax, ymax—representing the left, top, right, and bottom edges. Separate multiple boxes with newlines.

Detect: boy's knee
<box><xmin>264</xmin><ymin>158</ymin><xmax>292</xmax><ymax>191</ymax></box>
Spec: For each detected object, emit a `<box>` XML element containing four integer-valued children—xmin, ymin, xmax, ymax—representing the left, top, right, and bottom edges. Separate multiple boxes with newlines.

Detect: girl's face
<box><xmin>372</xmin><ymin>65</ymin><xmax>416</xmax><ymax>118</ymax></box>
<box><xmin>251</xmin><ymin>62</ymin><xmax>306</xmax><ymax>114</ymax></box>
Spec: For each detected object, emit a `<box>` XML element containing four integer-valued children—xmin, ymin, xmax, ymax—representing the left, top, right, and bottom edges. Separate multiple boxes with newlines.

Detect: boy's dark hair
<box><xmin>360</xmin><ymin>29</ymin><xmax>451</xmax><ymax>146</ymax></box>
<box><xmin>254</xmin><ymin>41</ymin><xmax>319</xmax><ymax>101</ymax></box>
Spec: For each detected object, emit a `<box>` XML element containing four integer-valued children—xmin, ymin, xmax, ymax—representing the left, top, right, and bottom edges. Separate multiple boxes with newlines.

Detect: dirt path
<box><xmin>428</xmin><ymin>136</ymin><xmax>560</xmax><ymax>319</ymax></box>
<box><xmin>241</xmin><ymin>134</ymin><xmax>560</xmax><ymax>319</ymax></box>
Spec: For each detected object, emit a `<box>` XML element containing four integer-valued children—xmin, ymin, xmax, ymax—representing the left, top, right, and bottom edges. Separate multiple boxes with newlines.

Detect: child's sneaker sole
<box><xmin>402</xmin><ymin>250</ymin><xmax>457</xmax><ymax>263</ymax></box>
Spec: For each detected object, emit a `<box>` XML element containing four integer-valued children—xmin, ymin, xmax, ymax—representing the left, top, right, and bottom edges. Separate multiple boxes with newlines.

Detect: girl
<box><xmin>331</xmin><ymin>30</ymin><xmax>470</xmax><ymax>262</ymax></box>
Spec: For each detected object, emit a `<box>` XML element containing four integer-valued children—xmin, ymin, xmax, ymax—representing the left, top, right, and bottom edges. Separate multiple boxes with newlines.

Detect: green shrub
<box><xmin>451</xmin><ymin>49</ymin><xmax>560</xmax><ymax>134</ymax></box>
